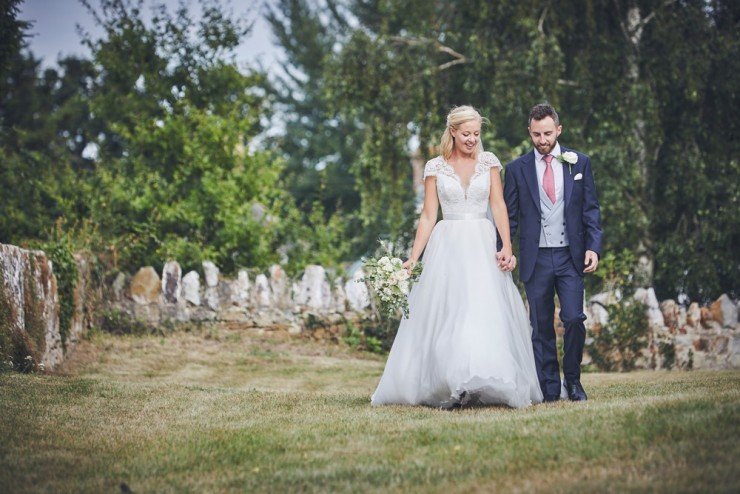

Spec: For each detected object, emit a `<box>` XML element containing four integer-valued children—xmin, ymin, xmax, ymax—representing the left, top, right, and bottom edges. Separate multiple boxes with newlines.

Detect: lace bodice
<box><xmin>423</xmin><ymin>151</ymin><xmax>502</xmax><ymax>217</ymax></box>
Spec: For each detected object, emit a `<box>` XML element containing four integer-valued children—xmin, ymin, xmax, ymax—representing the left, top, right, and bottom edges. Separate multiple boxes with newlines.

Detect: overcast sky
<box><xmin>18</xmin><ymin>0</ymin><xmax>282</xmax><ymax>72</ymax></box>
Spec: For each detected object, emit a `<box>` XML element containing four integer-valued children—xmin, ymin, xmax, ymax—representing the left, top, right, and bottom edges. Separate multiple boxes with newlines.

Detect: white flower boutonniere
<box><xmin>557</xmin><ymin>151</ymin><xmax>578</xmax><ymax>175</ymax></box>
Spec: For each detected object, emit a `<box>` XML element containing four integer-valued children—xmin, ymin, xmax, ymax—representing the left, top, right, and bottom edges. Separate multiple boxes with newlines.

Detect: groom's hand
<box><xmin>505</xmin><ymin>255</ymin><xmax>517</xmax><ymax>272</ymax></box>
<box><xmin>583</xmin><ymin>250</ymin><xmax>599</xmax><ymax>273</ymax></box>
<box><xmin>496</xmin><ymin>252</ymin><xmax>516</xmax><ymax>272</ymax></box>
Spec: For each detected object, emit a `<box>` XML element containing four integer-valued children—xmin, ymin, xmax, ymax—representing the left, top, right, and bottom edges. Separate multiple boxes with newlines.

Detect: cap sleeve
<box><xmin>423</xmin><ymin>156</ymin><xmax>444</xmax><ymax>179</ymax></box>
<box><xmin>480</xmin><ymin>151</ymin><xmax>502</xmax><ymax>170</ymax></box>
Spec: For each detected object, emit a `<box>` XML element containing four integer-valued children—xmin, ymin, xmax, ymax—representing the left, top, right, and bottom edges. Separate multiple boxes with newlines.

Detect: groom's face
<box><xmin>528</xmin><ymin>116</ymin><xmax>562</xmax><ymax>155</ymax></box>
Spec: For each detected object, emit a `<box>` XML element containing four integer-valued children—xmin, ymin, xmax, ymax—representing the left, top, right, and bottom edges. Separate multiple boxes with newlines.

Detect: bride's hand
<box><xmin>498</xmin><ymin>255</ymin><xmax>516</xmax><ymax>272</ymax></box>
<box><xmin>402</xmin><ymin>259</ymin><xmax>417</xmax><ymax>274</ymax></box>
<box><xmin>496</xmin><ymin>247</ymin><xmax>513</xmax><ymax>271</ymax></box>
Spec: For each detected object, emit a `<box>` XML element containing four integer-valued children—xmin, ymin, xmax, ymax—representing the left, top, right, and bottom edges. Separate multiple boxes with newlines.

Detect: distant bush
<box><xmin>587</xmin><ymin>299</ymin><xmax>649</xmax><ymax>372</ymax></box>
<box><xmin>586</xmin><ymin>249</ymin><xmax>650</xmax><ymax>371</ymax></box>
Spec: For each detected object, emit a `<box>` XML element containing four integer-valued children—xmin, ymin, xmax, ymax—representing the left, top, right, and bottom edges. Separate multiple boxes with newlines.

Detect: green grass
<box><xmin>0</xmin><ymin>325</ymin><xmax>738</xmax><ymax>493</ymax></box>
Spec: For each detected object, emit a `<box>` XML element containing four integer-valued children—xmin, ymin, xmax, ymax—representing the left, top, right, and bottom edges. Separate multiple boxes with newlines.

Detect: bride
<box><xmin>371</xmin><ymin>106</ymin><xmax>543</xmax><ymax>409</ymax></box>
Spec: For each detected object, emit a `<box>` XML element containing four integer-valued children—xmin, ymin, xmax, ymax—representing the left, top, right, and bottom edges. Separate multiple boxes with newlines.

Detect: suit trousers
<box><xmin>524</xmin><ymin>247</ymin><xmax>587</xmax><ymax>398</ymax></box>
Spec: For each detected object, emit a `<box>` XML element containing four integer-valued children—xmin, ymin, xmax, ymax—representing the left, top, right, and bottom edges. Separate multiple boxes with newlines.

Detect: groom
<box><xmin>502</xmin><ymin>103</ymin><xmax>602</xmax><ymax>402</ymax></box>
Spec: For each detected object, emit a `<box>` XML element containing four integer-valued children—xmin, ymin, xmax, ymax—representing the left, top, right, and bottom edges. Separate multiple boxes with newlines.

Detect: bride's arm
<box><xmin>404</xmin><ymin>177</ymin><xmax>439</xmax><ymax>268</ymax></box>
<box><xmin>489</xmin><ymin>169</ymin><xmax>513</xmax><ymax>265</ymax></box>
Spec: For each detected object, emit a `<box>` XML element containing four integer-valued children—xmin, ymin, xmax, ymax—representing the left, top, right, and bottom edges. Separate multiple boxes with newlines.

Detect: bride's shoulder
<box><xmin>423</xmin><ymin>155</ymin><xmax>446</xmax><ymax>178</ymax></box>
<box><xmin>479</xmin><ymin>151</ymin><xmax>502</xmax><ymax>169</ymax></box>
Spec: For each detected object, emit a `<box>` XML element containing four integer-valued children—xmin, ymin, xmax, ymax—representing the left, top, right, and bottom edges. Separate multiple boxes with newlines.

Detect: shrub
<box><xmin>658</xmin><ymin>341</ymin><xmax>676</xmax><ymax>370</ymax></box>
<box><xmin>100</xmin><ymin>309</ymin><xmax>155</xmax><ymax>336</ymax></box>
<box><xmin>42</xmin><ymin>241</ymin><xmax>78</xmax><ymax>351</ymax></box>
<box><xmin>343</xmin><ymin>318</ymin><xmax>385</xmax><ymax>354</ymax></box>
<box><xmin>587</xmin><ymin>299</ymin><xmax>649</xmax><ymax>372</ymax></box>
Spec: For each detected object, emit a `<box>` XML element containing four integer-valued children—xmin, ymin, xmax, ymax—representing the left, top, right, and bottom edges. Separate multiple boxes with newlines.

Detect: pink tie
<box><xmin>542</xmin><ymin>154</ymin><xmax>556</xmax><ymax>203</ymax></box>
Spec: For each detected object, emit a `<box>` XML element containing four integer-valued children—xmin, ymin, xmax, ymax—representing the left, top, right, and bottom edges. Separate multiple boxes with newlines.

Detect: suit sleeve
<box><xmin>502</xmin><ymin>163</ymin><xmax>519</xmax><ymax>250</ymax></box>
<box><xmin>581</xmin><ymin>157</ymin><xmax>603</xmax><ymax>257</ymax></box>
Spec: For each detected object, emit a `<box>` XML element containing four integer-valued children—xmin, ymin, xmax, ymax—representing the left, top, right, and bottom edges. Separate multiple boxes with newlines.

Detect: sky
<box><xmin>18</xmin><ymin>0</ymin><xmax>282</xmax><ymax>72</ymax></box>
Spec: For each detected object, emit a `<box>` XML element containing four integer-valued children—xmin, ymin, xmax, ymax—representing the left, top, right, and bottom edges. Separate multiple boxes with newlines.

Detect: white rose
<box><xmin>395</xmin><ymin>269</ymin><xmax>410</xmax><ymax>281</ymax></box>
<box><xmin>399</xmin><ymin>280</ymin><xmax>410</xmax><ymax>294</ymax></box>
<box><xmin>562</xmin><ymin>151</ymin><xmax>578</xmax><ymax>164</ymax></box>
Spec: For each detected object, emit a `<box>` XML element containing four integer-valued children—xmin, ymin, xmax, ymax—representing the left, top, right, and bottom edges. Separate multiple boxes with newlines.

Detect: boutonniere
<box><xmin>557</xmin><ymin>151</ymin><xmax>578</xmax><ymax>175</ymax></box>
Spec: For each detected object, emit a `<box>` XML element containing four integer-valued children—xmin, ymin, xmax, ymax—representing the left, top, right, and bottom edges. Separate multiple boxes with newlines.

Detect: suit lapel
<box><xmin>521</xmin><ymin>151</ymin><xmax>541</xmax><ymax>213</ymax></box>
<box><xmin>561</xmin><ymin>146</ymin><xmax>573</xmax><ymax>207</ymax></box>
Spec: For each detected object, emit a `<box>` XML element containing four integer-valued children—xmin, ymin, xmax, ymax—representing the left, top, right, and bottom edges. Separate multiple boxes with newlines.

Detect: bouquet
<box><xmin>361</xmin><ymin>255</ymin><xmax>423</xmax><ymax>318</ymax></box>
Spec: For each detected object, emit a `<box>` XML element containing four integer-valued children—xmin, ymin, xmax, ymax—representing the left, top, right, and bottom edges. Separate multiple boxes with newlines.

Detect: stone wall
<box><xmin>106</xmin><ymin>261</ymin><xmax>370</xmax><ymax>335</ymax></box>
<box><xmin>109</xmin><ymin>259</ymin><xmax>738</xmax><ymax>370</ymax></box>
<box><xmin>584</xmin><ymin>287</ymin><xmax>738</xmax><ymax>370</ymax></box>
<box><xmin>0</xmin><ymin>244</ymin><xmax>61</xmax><ymax>371</ymax></box>
<box><xmin>0</xmin><ymin>244</ymin><xmax>95</xmax><ymax>372</ymax></box>
<box><xmin>2</xmin><ymin>239</ymin><xmax>737</xmax><ymax>372</ymax></box>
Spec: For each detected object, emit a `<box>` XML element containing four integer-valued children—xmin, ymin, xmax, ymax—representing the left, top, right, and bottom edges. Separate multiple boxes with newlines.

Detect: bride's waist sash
<box><xmin>443</xmin><ymin>212</ymin><xmax>488</xmax><ymax>221</ymax></box>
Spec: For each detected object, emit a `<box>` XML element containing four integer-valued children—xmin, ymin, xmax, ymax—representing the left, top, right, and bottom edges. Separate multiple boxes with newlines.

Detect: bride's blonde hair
<box><xmin>439</xmin><ymin>106</ymin><xmax>486</xmax><ymax>160</ymax></box>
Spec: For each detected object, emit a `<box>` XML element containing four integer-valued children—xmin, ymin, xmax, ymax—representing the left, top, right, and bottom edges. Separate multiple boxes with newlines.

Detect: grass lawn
<box><xmin>1</xmin><ymin>325</ymin><xmax>738</xmax><ymax>493</ymax></box>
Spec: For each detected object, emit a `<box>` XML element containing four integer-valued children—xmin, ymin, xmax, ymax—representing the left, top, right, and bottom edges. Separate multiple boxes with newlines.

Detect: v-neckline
<box><xmin>443</xmin><ymin>157</ymin><xmax>480</xmax><ymax>196</ymax></box>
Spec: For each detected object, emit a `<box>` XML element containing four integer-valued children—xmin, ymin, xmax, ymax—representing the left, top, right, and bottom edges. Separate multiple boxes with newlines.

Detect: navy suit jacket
<box><xmin>502</xmin><ymin>148</ymin><xmax>603</xmax><ymax>283</ymax></box>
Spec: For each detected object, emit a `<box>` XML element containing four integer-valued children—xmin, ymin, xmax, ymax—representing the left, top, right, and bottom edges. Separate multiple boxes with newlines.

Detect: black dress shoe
<box><xmin>565</xmin><ymin>380</ymin><xmax>588</xmax><ymax>401</ymax></box>
<box><xmin>439</xmin><ymin>391</ymin><xmax>465</xmax><ymax>410</ymax></box>
<box><xmin>542</xmin><ymin>395</ymin><xmax>560</xmax><ymax>403</ymax></box>
<box><xmin>439</xmin><ymin>400</ymin><xmax>461</xmax><ymax>411</ymax></box>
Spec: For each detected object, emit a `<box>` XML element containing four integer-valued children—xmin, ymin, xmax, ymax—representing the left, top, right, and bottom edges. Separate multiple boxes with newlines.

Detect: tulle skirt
<box><xmin>371</xmin><ymin>218</ymin><xmax>543</xmax><ymax>408</ymax></box>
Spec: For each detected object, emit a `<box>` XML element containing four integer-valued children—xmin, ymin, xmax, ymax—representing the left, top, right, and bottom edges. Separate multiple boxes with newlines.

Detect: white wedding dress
<box><xmin>371</xmin><ymin>151</ymin><xmax>543</xmax><ymax>408</ymax></box>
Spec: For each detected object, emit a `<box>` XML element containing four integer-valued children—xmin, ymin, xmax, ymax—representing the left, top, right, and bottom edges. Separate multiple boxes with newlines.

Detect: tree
<box><xmin>265</xmin><ymin>0</ymin><xmax>361</xmax><ymax>215</ymax></box>
<box><xmin>0</xmin><ymin>0</ymin><xmax>30</xmax><ymax>77</ymax></box>
<box><xmin>75</xmin><ymin>0</ymin><xmax>295</xmax><ymax>273</ymax></box>
<box><xmin>268</xmin><ymin>0</ymin><xmax>739</xmax><ymax>299</ymax></box>
<box><xmin>0</xmin><ymin>46</ymin><xmax>95</xmax><ymax>244</ymax></box>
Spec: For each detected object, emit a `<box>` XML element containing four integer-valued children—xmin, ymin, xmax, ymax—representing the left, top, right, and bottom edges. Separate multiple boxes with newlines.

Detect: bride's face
<box><xmin>452</xmin><ymin>120</ymin><xmax>481</xmax><ymax>157</ymax></box>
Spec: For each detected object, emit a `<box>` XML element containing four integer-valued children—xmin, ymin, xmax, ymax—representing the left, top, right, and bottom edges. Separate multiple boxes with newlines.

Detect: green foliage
<box><xmin>278</xmin><ymin>201</ymin><xmax>352</xmax><ymax>275</ymax></box>
<box><xmin>0</xmin><ymin>0</ymin><xmax>322</xmax><ymax>275</ymax></box>
<box><xmin>2</xmin><ymin>0</ymin><xmax>737</xmax><ymax>298</ymax></box>
<box><xmin>0</xmin><ymin>49</ymin><xmax>95</xmax><ymax>245</ymax></box>
<box><xmin>586</xmin><ymin>249</ymin><xmax>650</xmax><ymax>371</ymax></box>
<box><xmin>272</xmin><ymin>0</ymin><xmax>739</xmax><ymax>300</ymax></box>
<box><xmin>71</xmin><ymin>0</ymin><xmax>297</xmax><ymax>274</ymax></box>
<box><xmin>659</xmin><ymin>341</ymin><xmax>676</xmax><ymax>370</ymax></box>
<box><xmin>587</xmin><ymin>298</ymin><xmax>650</xmax><ymax>372</ymax></box>
<box><xmin>89</xmin><ymin>100</ymin><xmax>288</xmax><ymax>273</ymax></box>
<box><xmin>41</xmin><ymin>238</ymin><xmax>79</xmax><ymax>351</ymax></box>
<box><xmin>265</xmin><ymin>1</ymin><xmax>362</xmax><ymax>220</ymax></box>
<box><xmin>99</xmin><ymin>309</ymin><xmax>156</xmax><ymax>336</ymax></box>
<box><xmin>342</xmin><ymin>319</ymin><xmax>384</xmax><ymax>354</ymax></box>
<box><xmin>0</xmin><ymin>0</ymin><xmax>30</xmax><ymax>76</ymax></box>
<box><xmin>587</xmin><ymin>249</ymin><xmax>638</xmax><ymax>296</ymax></box>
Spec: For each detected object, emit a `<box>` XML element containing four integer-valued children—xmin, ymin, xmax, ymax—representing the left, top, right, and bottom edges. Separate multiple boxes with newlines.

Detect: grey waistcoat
<box><xmin>538</xmin><ymin>185</ymin><xmax>570</xmax><ymax>248</ymax></box>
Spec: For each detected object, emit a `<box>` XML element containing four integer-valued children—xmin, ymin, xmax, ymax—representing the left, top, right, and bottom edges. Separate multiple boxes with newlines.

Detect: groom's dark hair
<box><xmin>528</xmin><ymin>103</ymin><xmax>560</xmax><ymax>126</ymax></box>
